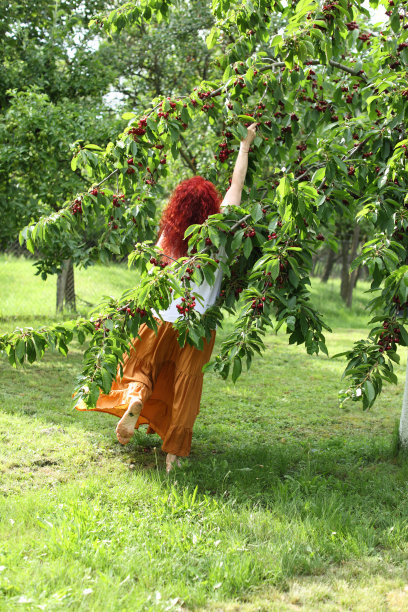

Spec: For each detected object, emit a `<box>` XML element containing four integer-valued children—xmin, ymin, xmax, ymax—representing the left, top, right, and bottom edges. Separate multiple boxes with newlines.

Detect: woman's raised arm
<box><xmin>221</xmin><ymin>122</ymin><xmax>257</xmax><ymax>209</ymax></box>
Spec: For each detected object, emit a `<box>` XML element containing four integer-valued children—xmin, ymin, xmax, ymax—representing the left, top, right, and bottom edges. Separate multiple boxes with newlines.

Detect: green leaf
<box><xmin>101</xmin><ymin>368</ymin><xmax>112</xmax><ymax>394</ymax></box>
<box><xmin>208</xmin><ymin>226</ymin><xmax>221</xmax><ymax>247</ymax></box>
<box><xmin>333</xmin><ymin>156</ymin><xmax>348</xmax><ymax>174</ymax></box>
<box><xmin>231</xmin><ymin>229</ymin><xmax>244</xmax><ymax>251</ymax></box>
<box><xmin>231</xmin><ymin>356</ymin><xmax>242</xmax><ymax>383</ymax></box>
<box><xmin>267</xmin><ymin>258</ymin><xmax>280</xmax><ymax>280</ymax></box>
<box><xmin>288</xmin><ymin>269</ymin><xmax>299</xmax><ymax>288</ymax></box>
<box><xmin>26</xmin><ymin>237</ymin><xmax>34</xmax><ymax>254</ymax></box>
<box><xmin>223</xmin><ymin>65</ymin><xmax>232</xmax><ymax>81</ymax></box>
<box><xmin>26</xmin><ymin>338</ymin><xmax>36</xmax><ymax>363</ymax></box>
<box><xmin>84</xmin><ymin>144</ymin><xmax>103</xmax><ymax>151</ymax></box>
<box><xmin>398</xmin><ymin>324</ymin><xmax>408</xmax><ymax>346</ymax></box>
<box><xmin>202</xmin><ymin>264</ymin><xmax>215</xmax><ymax>286</ymax></box>
<box><xmin>312</xmin><ymin>167</ymin><xmax>325</xmax><ymax>183</ymax></box>
<box><xmin>184</xmin><ymin>224</ymin><xmax>200</xmax><ymax>239</ymax></box>
<box><xmin>277</xmin><ymin>176</ymin><xmax>291</xmax><ymax>200</ymax></box>
<box><xmin>15</xmin><ymin>339</ymin><xmax>26</xmax><ymax>361</ymax></box>
<box><xmin>243</xmin><ymin>237</ymin><xmax>253</xmax><ymax>259</ymax></box>
<box><xmin>206</xmin><ymin>28</ymin><xmax>219</xmax><ymax>49</ymax></box>
<box><xmin>363</xmin><ymin>379</ymin><xmax>375</xmax><ymax>404</ymax></box>
<box><xmin>391</xmin><ymin>12</ymin><xmax>400</xmax><ymax>32</ymax></box>
<box><xmin>251</xmin><ymin>203</ymin><xmax>263</xmax><ymax>222</ymax></box>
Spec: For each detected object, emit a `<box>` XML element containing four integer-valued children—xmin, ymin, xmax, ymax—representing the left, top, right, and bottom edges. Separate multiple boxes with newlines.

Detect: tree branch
<box><xmin>262</xmin><ymin>58</ymin><xmax>367</xmax><ymax>81</ymax></box>
<box><xmin>178</xmin><ymin>147</ymin><xmax>197</xmax><ymax>173</ymax></box>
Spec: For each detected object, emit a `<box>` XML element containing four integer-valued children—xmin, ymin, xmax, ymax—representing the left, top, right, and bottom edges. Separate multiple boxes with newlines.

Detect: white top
<box><xmin>154</xmin><ymin>249</ymin><xmax>225</xmax><ymax>323</ymax></box>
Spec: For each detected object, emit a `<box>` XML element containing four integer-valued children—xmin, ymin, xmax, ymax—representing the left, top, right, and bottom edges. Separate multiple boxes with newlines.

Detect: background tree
<box><xmin>0</xmin><ymin>0</ymin><xmax>125</xmax><ymax>309</ymax></box>
<box><xmin>2</xmin><ymin>0</ymin><xmax>408</xmax><ymax>443</ymax></box>
<box><xmin>1</xmin><ymin>0</ymin><xmax>223</xmax><ymax>310</ymax></box>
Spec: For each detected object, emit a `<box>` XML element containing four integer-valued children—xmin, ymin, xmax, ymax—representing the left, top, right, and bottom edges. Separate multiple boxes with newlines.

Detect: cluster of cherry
<box><xmin>112</xmin><ymin>193</ymin><xmax>125</xmax><ymax>207</ymax></box>
<box><xmin>128</xmin><ymin>117</ymin><xmax>148</xmax><ymax>139</ymax></box>
<box><xmin>215</xmin><ymin>142</ymin><xmax>234</xmax><ymax>163</ymax></box>
<box><xmin>378</xmin><ymin>321</ymin><xmax>401</xmax><ymax>353</ymax></box>
<box><xmin>149</xmin><ymin>256</ymin><xmax>169</xmax><ymax>269</ymax></box>
<box><xmin>251</xmin><ymin>296</ymin><xmax>268</xmax><ymax>311</ymax></box>
<box><xmin>71</xmin><ymin>198</ymin><xmax>83</xmax><ymax>215</ymax></box>
<box><xmin>240</xmin><ymin>222</ymin><xmax>256</xmax><ymax>238</ymax></box>
<box><xmin>176</xmin><ymin>294</ymin><xmax>196</xmax><ymax>317</ymax></box>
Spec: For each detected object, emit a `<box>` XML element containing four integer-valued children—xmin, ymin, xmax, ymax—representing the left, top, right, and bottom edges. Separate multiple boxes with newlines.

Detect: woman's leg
<box><xmin>116</xmin><ymin>382</ymin><xmax>150</xmax><ymax>444</ymax></box>
<box><xmin>166</xmin><ymin>453</ymin><xmax>181</xmax><ymax>473</ymax></box>
<box><xmin>115</xmin><ymin>320</ymin><xmax>174</xmax><ymax>445</ymax></box>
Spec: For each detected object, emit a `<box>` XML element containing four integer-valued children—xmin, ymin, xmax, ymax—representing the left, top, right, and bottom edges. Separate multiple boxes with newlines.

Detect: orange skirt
<box><xmin>75</xmin><ymin>320</ymin><xmax>216</xmax><ymax>456</ymax></box>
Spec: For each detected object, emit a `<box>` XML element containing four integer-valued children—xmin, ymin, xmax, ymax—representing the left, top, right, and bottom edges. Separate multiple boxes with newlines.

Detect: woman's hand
<box><xmin>240</xmin><ymin>122</ymin><xmax>258</xmax><ymax>151</ymax></box>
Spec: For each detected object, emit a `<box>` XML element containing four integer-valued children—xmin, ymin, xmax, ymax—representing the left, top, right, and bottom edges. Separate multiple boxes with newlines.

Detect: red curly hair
<box><xmin>158</xmin><ymin>176</ymin><xmax>221</xmax><ymax>259</ymax></box>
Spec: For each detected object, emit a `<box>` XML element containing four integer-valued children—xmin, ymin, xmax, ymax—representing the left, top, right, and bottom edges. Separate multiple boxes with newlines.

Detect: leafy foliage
<box><xmin>3</xmin><ymin>0</ymin><xmax>408</xmax><ymax>411</ymax></box>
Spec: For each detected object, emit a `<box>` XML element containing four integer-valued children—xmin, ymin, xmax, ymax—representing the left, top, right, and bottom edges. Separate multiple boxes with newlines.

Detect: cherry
<box><xmin>71</xmin><ymin>199</ymin><xmax>82</xmax><ymax>215</ymax></box>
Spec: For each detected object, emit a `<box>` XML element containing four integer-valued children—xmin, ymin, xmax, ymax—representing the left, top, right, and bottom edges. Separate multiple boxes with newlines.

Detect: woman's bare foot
<box><xmin>166</xmin><ymin>453</ymin><xmax>181</xmax><ymax>473</ymax></box>
<box><xmin>116</xmin><ymin>399</ymin><xmax>142</xmax><ymax>445</ymax></box>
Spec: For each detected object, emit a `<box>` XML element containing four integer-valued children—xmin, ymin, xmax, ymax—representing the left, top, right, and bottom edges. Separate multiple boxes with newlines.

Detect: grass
<box><xmin>1</xmin><ymin>254</ymin><xmax>408</xmax><ymax>611</ymax></box>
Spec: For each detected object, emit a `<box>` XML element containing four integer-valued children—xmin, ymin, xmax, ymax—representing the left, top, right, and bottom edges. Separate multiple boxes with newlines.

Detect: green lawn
<box><xmin>1</xmin><ymin>254</ymin><xmax>408</xmax><ymax>611</ymax></box>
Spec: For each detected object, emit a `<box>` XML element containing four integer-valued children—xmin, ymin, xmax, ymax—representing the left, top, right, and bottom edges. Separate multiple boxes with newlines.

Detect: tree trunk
<box><xmin>346</xmin><ymin>224</ymin><xmax>360</xmax><ymax>308</ymax></box>
<box><xmin>321</xmin><ymin>249</ymin><xmax>336</xmax><ymax>283</ymax></box>
<box><xmin>56</xmin><ymin>259</ymin><xmax>76</xmax><ymax>312</ymax></box>
<box><xmin>399</xmin><ymin>355</ymin><xmax>408</xmax><ymax>449</ymax></box>
<box><xmin>353</xmin><ymin>265</ymin><xmax>362</xmax><ymax>288</ymax></box>
<box><xmin>312</xmin><ymin>253</ymin><xmax>319</xmax><ymax>275</ymax></box>
<box><xmin>340</xmin><ymin>238</ymin><xmax>350</xmax><ymax>302</ymax></box>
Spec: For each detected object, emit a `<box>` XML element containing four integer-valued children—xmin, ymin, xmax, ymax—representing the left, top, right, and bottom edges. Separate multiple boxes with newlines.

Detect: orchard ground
<box><xmin>1</xmin><ymin>254</ymin><xmax>408</xmax><ymax>611</ymax></box>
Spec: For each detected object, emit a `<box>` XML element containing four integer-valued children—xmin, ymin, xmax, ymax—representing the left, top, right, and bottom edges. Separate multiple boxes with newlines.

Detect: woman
<box><xmin>77</xmin><ymin>123</ymin><xmax>257</xmax><ymax>472</ymax></box>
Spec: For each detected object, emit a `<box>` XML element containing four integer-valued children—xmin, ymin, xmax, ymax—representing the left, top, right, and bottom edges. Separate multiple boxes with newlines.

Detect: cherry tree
<box><xmin>2</xmin><ymin>0</ymin><xmax>408</xmax><ymax>442</ymax></box>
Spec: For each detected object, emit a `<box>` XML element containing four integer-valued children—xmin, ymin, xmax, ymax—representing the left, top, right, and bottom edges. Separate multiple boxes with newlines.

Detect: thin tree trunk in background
<box><xmin>56</xmin><ymin>259</ymin><xmax>76</xmax><ymax>312</ymax></box>
<box><xmin>340</xmin><ymin>238</ymin><xmax>350</xmax><ymax>302</ymax></box>
<box><xmin>353</xmin><ymin>265</ymin><xmax>362</xmax><ymax>288</ymax></box>
<box><xmin>312</xmin><ymin>253</ymin><xmax>319</xmax><ymax>275</ymax></box>
<box><xmin>399</xmin><ymin>355</ymin><xmax>408</xmax><ymax>449</ymax></box>
<box><xmin>65</xmin><ymin>259</ymin><xmax>76</xmax><ymax>311</ymax></box>
<box><xmin>321</xmin><ymin>249</ymin><xmax>336</xmax><ymax>283</ymax></box>
<box><xmin>346</xmin><ymin>224</ymin><xmax>361</xmax><ymax>308</ymax></box>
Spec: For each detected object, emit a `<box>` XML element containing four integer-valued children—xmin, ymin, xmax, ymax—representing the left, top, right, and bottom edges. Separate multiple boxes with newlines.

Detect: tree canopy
<box><xmin>2</xmin><ymin>0</ymin><xmax>408</xmax><ymax>414</ymax></box>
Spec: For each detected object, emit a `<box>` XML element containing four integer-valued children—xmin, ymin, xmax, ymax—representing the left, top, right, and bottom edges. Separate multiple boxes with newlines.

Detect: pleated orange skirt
<box><xmin>75</xmin><ymin>320</ymin><xmax>216</xmax><ymax>456</ymax></box>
